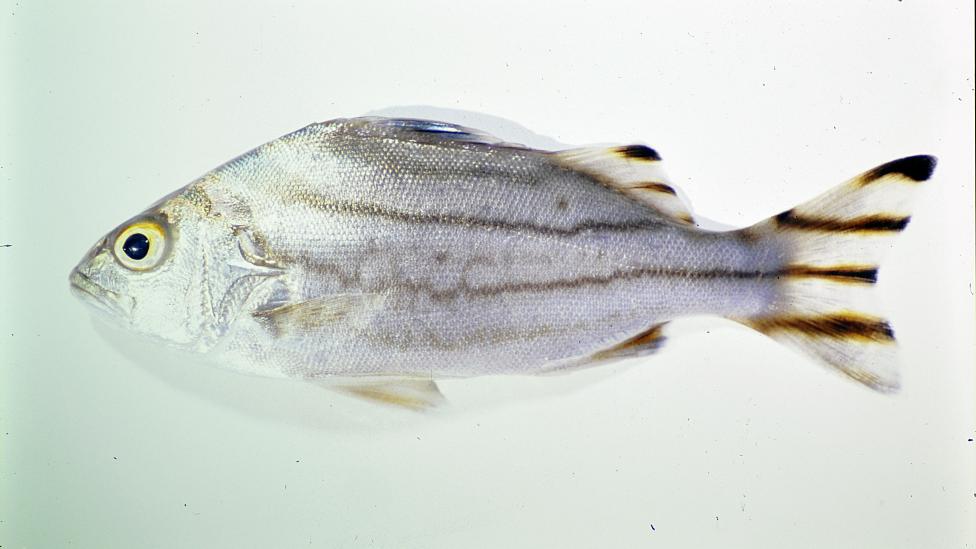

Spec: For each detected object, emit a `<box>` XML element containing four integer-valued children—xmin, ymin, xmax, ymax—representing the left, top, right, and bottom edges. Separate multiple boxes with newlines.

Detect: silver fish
<box><xmin>69</xmin><ymin>117</ymin><xmax>936</xmax><ymax>409</ymax></box>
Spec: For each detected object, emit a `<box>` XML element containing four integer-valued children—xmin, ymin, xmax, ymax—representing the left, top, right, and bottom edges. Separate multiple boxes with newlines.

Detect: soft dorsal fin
<box><xmin>551</xmin><ymin>146</ymin><xmax>694</xmax><ymax>225</ymax></box>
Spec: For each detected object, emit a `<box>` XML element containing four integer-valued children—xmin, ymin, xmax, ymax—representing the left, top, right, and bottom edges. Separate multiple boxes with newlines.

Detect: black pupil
<box><xmin>122</xmin><ymin>233</ymin><xmax>150</xmax><ymax>260</ymax></box>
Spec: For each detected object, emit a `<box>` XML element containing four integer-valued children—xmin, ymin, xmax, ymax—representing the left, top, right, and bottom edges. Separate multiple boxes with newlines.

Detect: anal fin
<box><xmin>591</xmin><ymin>322</ymin><xmax>669</xmax><ymax>361</ymax></box>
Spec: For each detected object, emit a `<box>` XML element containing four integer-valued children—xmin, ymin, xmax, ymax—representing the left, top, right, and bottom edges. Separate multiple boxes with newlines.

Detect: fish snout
<box><xmin>69</xmin><ymin>236</ymin><xmax>106</xmax><ymax>295</ymax></box>
<box><xmin>68</xmin><ymin>237</ymin><xmax>134</xmax><ymax>319</ymax></box>
<box><xmin>68</xmin><ymin>268</ymin><xmax>98</xmax><ymax>300</ymax></box>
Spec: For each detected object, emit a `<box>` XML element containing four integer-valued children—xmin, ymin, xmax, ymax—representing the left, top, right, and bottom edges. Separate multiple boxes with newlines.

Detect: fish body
<box><xmin>69</xmin><ymin>117</ymin><xmax>936</xmax><ymax>407</ymax></box>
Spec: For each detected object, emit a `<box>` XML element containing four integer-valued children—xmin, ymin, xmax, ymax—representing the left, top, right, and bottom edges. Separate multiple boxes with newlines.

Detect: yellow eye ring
<box><xmin>113</xmin><ymin>220</ymin><xmax>169</xmax><ymax>271</ymax></box>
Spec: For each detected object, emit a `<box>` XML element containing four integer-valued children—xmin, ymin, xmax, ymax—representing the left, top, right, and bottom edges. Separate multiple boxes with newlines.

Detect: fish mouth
<box><xmin>69</xmin><ymin>270</ymin><xmax>131</xmax><ymax>318</ymax></box>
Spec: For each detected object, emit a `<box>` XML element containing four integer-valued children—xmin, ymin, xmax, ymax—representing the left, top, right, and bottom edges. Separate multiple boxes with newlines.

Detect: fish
<box><xmin>69</xmin><ymin>117</ymin><xmax>937</xmax><ymax>410</ymax></box>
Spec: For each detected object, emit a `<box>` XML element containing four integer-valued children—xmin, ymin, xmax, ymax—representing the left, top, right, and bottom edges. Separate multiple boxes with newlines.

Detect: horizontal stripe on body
<box><xmin>274</xmin><ymin>252</ymin><xmax>880</xmax><ymax>302</ymax></box>
<box><xmin>283</xmin><ymin>195</ymin><xmax>675</xmax><ymax>236</ymax></box>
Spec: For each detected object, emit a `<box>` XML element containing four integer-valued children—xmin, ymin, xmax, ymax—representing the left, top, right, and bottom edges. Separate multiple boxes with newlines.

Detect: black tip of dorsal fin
<box><xmin>862</xmin><ymin>155</ymin><xmax>937</xmax><ymax>183</ymax></box>
<box><xmin>614</xmin><ymin>145</ymin><xmax>661</xmax><ymax>162</ymax></box>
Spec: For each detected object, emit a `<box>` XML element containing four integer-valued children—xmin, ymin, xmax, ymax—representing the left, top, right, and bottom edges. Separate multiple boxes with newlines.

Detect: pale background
<box><xmin>2</xmin><ymin>1</ymin><xmax>974</xmax><ymax>548</ymax></box>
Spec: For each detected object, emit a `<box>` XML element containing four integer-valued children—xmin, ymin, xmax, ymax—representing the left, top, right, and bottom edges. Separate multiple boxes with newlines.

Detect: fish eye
<box><xmin>113</xmin><ymin>220</ymin><xmax>168</xmax><ymax>271</ymax></box>
<box><xmin>123</xmin><ymin>233</ymin><xmax>150</xmax><ymax>260</ymax></box>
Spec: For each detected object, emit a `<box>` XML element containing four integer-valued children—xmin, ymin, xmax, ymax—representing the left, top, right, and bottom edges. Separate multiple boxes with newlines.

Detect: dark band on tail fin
<box><xmin>746</xmin><ymin>312</ymin><xmax>895</xmax><ymax>343</ymax></box>
<box><xmin>774</xmin><ymin>211</ymin><xmax>911</xmax><ymax>233</ymax></box>
<box><xmin>780</xmin><ymin>264</ymin><xmax>879</xmax><ymax>284</ymax></box>
<box><xmin>859</xmin><ymin>155</ymin><xmax>937</xmax><ymax>184</ymax></box>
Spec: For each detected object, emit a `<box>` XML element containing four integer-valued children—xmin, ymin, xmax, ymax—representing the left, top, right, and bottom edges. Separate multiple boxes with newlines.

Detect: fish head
<box><xmin>69</xmin><ymin>182</ymin><xmax>245</xmax><ymax>350</ymax></box>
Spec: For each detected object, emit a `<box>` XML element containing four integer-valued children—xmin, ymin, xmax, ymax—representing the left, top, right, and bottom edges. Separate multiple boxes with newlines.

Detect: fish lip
<box><xmin>69</xmin><ymin>270</ymin><xmax>131</xmax><ymax>318</ymax></box>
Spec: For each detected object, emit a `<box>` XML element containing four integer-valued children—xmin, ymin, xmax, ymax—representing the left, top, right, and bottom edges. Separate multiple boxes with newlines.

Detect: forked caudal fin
<box><xmin>733</xmin><ymin>155</ymin><xmax>936</xmax><ymax>392</ymax></box>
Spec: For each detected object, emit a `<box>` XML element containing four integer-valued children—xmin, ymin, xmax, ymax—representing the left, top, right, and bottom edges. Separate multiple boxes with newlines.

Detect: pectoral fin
<box><xmin>331</xmin><ymin>378</ymin><xmax>446</xmax><ymax>411</ymax></box>
<box><xmin>252</xmin><ymin>293</ymin><xmax>384</xmax><ymax>337</ymax></box>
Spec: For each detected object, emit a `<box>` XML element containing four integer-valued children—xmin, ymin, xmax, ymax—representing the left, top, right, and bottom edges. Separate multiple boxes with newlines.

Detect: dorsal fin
<box><xmin>551</xmin><ymin>146</ymin><xmax>694</xmax><ymax>225</ymax></box>
<box><xmin>341</xmin><ymin>117</ymin><xmax>526</xmax><ymax>148</ymax></box>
